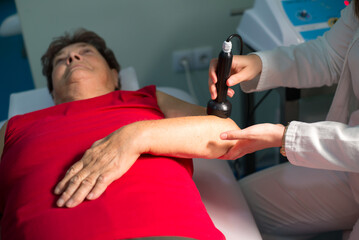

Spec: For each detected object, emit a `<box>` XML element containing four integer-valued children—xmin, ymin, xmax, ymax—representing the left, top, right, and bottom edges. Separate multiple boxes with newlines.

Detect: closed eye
<box><xmin>54</xmin><ymin>57</ymin><xmax>65</xmax><ymax>65</ymax></box>
<box><xmin>81</xmin><ymin>48</ymin><xmax>93</xmax><ymax>55</ymax></box>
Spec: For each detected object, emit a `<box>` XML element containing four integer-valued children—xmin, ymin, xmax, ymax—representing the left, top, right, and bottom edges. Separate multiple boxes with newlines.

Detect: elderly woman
<box><xmin>0</xmin><ymin>29</ymin><xmax>239</xmax><ymax>240</ymax></box>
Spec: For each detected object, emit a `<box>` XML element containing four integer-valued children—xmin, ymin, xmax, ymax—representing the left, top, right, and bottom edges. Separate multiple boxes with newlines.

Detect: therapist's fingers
<box><xmin>219</xmin><ymin>131</ymin><xmax>259</xmax><ymax>160</ymax></box>
<box><xmin>227</xmin><ymin>88</ymin><xmax>235</xmax><ymax>98</ymax></box>
<box><xmin>209</xmin><ymin>61</ymin><xmax>236</xmax><ymax>99</ymax></box>
<box><xmin>220</xmin><ymin>129</ymin><xmax>245</xmax><ymax>140</ymax></box>
<box><xmin>227</xmin><ymin>55</ymin><xmax>262</xmax><ymax>87</ymax></box>
<box><xmin>208</xmin><ymin>80</ymin><xmax>235</xmax><ymax>99</ymax></box>
<box><xmin>209</xmin><ymin>58</ymin><xmax>218</xmax><ymax>83</ymax></box>
<box><xmin>226</xmin><ymin>68</ymin><xmax>255</xmax><ymax>87</ymax></box>
<box><xmin>208</xmin><ymin>78</ymin><xmax>217</xmax><ymax>100</ymax></box>
<box><xmin>220</xmin><ymin>141</ymin><xmax>249</xmax><ymax>160</ymax></box>
<box><xmin>208</xmin><ymin>58</ymin><xmax>218</xmax><ymax>99</ymax></box>
<box><xmin>219</xmin><ymin>124</ymin><xmax>285</xmax><ymax>160</ymax></box>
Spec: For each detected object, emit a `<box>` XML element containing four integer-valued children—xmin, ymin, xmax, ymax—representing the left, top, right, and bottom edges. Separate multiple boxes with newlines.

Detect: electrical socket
<box><xmin>172</xmin><ymin>46</ymin><xmax>213</xmax><ymax>72</ymax></box>
<box><xmin>172</xmin><ymin>49</ymin><xmax>194</xmax><ymax>72</ymax></box>
<box><xmin>193</xmin><ymin>46</ymin><xmax>213</xmax><ymax>70</ymax></box>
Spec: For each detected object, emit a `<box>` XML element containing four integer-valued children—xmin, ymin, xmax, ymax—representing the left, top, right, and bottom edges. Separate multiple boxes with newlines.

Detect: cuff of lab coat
<box><xmin>239</xmin><ymin>52</ymin><xmax>272</xmax><ymax>93</ymax></box>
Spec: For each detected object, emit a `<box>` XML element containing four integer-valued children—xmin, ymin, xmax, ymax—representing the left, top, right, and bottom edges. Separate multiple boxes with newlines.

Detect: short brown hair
<box><xmin>41</xmin><ymin>29</ymin><xmax>121</xmax><ymax>93</ymax></box>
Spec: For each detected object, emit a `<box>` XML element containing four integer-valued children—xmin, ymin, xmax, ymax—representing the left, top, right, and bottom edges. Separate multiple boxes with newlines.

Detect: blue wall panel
<box><xmin>0</xmin><ymin>0</ymin><xmax>34</xmax><ymax>121</ymax></box>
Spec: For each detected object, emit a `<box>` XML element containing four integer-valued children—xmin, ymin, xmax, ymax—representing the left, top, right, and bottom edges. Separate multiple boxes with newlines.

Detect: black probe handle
<box><xmin>206</xmin><ymin>50</ymin><xmax>233</xmax><ymax>118</ymax></box>
<box><xmin>216</xmin><ymin>50</ymin><xmax>233</xmax><ymax>103</ymax></box>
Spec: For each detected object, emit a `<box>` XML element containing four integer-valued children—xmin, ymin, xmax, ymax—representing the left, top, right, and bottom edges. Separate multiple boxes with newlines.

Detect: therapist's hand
<box><xmin>208</xmin><ymin>54</ymin><xmax>262</xmax><ymax>99</ymax></box>
<box><xmin>219</xmin><ymin>123</ymin><xmax>285</xmax><ymax>160</ymax></box>
<box><xmin>54</xmin><ymin>125</ymin><xmax>142</xmax><ymax>208</ymax></box>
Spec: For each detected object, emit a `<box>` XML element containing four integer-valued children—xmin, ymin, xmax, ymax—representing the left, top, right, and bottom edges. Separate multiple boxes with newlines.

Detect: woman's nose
<box><xmin>67</xmin><ymin>52</ymin><xmax>81</xmax><ymax>64</ymax></box>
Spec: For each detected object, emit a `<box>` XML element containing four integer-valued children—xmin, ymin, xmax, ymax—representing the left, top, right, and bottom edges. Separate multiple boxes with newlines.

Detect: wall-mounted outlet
<box><xmin>172</xmin><ymin>46</ymin><xmax>213</xmax><ymax>72</ymax></box>
<box><xmin>193</xmin><ymin>46</ymin><xmax>213</xmax><ymax>70</ymax></box>
<box><xmin>172</xmin><ymin>49</ymin><xmax>194</xmax><ymax>72</ymax></box>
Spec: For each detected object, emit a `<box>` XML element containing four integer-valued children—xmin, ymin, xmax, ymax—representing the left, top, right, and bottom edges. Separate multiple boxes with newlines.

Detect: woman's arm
<box><xmin>0</xmin><ymin>122</ymin><xmax>7</xmax><ymax>237</ymax></box>
<box><xmin>0</xmin><ymin>121</ymin><xmax>8</xmax><ymax>162</ymax></box>
<box><xmin>54</xmin><ymin>110</ymin><xmax>239</xmax><ymax>208</ymax></box>
<box><xmin>156</xmin><ymin>90</ymin><xmax>207</xmax><ymax>118</ymax></box>
<box><xmin>131</xmin><ymin>116</ymin><xmax>239</xmax><ymax>159</ymax></box>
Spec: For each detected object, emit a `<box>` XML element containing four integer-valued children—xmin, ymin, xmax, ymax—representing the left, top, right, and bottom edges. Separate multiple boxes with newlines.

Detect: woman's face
<box><xmin>51</xmin><ymin>43</ymin><xmax>118</xmax><ymax>104</ymax></box>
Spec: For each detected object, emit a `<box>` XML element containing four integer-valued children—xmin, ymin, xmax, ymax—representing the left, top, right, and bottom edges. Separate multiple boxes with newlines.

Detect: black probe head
<box><xmin>207</xmin><ymin>99</ymin><xmax>232</xmax><ymax>118</ymax></box>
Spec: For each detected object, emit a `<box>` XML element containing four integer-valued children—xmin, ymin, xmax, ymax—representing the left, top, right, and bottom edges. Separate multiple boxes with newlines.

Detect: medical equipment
<box><xmin>6</xmin><ymin>67</ymin><xmax>261</xmax><ymax>240</ymax></box>
<box><xmin>237</xmin><ymin>0</ymin><xmax>348</xmax><ymax>51</ymax></box>
<box><xmin>234</xmin><ymin>0</ymin><xmax>349</xmax><ymax>174</ymax></box>
<box><xmin>207</xmin><ymin>34</ymin><xmax>243</xmax><ymax>118</ymax></box>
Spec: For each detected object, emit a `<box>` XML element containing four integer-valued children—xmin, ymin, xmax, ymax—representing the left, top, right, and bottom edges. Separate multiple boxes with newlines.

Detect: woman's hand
<box><xmin>54</xmin><ymin>125</ymin><xmax>142</xmax><ymax>208</ymax></box>
<box><xmin>208</xmin><ymin>54</ymin><xmax>262</xmax><ymax>99</ymax></box>
<box><xmin>218</xmin><ymin>123</ymin><xmax>285</xmax><ymax>160</ymax></box>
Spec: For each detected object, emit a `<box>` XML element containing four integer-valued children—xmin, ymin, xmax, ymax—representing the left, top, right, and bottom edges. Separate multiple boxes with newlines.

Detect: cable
<box><xmin>181</xmin><ymin>58</ymin><xmax>198</xmax><ymax>104</ymax></box>
<box><xmin>223</xmin><ymin>36</ymin><xmax>272</xmax><ymax>126</ymax></box>
<box><xmin>226</xmin><ymin>33</ymin><xmax>244</xmax><ymax>55</ymax></box>
<box><xmin>226</xmin><ymin>35</ymin><xmax>272</xmax><ymax>177</ymax></box>
<box><xmin>246</xmin><ymin>89</ymin><xmax>273</xmax><ymax>127</ymax></box>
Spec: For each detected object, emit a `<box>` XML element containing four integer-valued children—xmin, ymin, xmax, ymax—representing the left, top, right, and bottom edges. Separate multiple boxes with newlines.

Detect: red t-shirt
<box><xmin>0</xmin><ymin>86</ymin><xmax>225</xmax><ymax>240</ymax></box>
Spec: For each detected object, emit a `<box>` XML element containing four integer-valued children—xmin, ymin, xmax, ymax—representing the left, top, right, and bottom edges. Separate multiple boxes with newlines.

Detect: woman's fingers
<box><xmin>56</xmin><ymin>168</ymin><xmax>91</xmax><ymax>207</ymax></box>
<box><xmin>54</xmin><ymin>160</ymin><xmax>84</xmax><ymax>195</ymax></box>
<box><xmin>87</xmin><ymin>172</ymin><xmax>116</xmax><ymax>200</ymax></box>
<box><xmin>55</xmin><ymin>145</ymin><xmax>118</xmax><ymax>207</ymax></box>
<box><xmin>58</xmin><ymin>173</ymin><xmax>96</xmax><ymax>208</ymax></box>
<box><xmin>62</xmin><ymin>171</ymin><xmax>116</xmax><ymax>208</ymax></box>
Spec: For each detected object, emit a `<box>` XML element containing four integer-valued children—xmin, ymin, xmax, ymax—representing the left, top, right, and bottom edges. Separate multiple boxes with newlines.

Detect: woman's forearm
<box><xmin>0</xmin><ymin>121</ymin><xmax>8</xmax><ymax>161</ymax></box>
<box><xmin>54</xmin><ymin>115</ymin><xmax>240</xmax><ymax>208</ymax></box>
<box><xmin>122</xmin><ymin>115</ymin><xmax>240</xmax><ymax>159</ymax></box>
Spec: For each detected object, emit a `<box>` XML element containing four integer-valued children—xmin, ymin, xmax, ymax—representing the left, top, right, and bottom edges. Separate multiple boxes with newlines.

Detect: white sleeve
<box><xmin>285</xmin><ymin>120</ymin><xmax>359</xmax><ymax>172</ymax></box>
<box><xmin>240</xmin><ymin>3</ymin><xmax>357</xmax><ymax>92</ymax></box>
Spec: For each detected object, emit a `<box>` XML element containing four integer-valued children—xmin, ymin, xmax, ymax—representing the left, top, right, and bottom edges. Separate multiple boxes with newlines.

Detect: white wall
<box><xmin>15</xmin><ymin>0</ymin><xmax>254</xmax><ymax>124</ymax></box>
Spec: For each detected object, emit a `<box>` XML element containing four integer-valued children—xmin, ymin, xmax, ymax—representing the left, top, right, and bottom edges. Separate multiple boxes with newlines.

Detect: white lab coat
<box><xmin>241</xmin><ymin>2</ymin><xmax>359</xmax><ymax>193</ymax></box>
<box><xmin>239</xmin><ymin>4</ymin><xmax>359</xmax><ymax>237</ymax></box>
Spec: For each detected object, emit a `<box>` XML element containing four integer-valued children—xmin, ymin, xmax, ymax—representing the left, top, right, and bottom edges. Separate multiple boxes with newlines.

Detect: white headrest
<box><xmin>8</xmin><ymin>67</ymin><xmax>139</xmax><ymax>119</ymax></box>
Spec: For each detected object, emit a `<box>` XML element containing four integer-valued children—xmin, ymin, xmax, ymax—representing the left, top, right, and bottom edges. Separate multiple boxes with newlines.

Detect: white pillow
<box><xmin>119</xmin><ymin>66</ymin><xmax>139</xmax><ymax>91</ymax></box>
